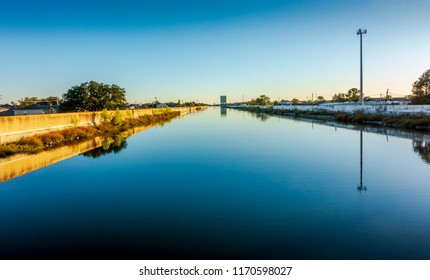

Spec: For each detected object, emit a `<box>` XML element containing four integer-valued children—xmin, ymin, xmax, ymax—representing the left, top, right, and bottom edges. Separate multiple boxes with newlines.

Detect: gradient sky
<box><xmin>0</xmin><ymin>0</ymin><xmax>429</xmax><ymax>104</ymax></box>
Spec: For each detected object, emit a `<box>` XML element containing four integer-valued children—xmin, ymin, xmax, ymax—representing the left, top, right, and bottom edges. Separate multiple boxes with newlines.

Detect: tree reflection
<box><xmin>249</xmin><ymin>111</ymin><xmax>270</xmax><ymax>122</ymax></box>
<box><xmin>82</xmin><ymin>135</ymin><xmax>127</xmax><ymax>158</ymax></box>
<box><xmin>413</xmin><ymin>141</ymin><xmax>430</xmax><ymax>164</ymax></box>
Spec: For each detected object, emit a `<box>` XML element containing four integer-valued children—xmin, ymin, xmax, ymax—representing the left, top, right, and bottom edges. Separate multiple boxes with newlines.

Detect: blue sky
<box><xmin>0</xmin><ymin>0</ymin><xmax>429</xmax><ymax>104</ymax></box>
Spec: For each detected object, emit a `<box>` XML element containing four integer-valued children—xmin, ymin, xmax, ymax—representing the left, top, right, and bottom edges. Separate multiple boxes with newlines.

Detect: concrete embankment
<box><xmin>0</xmin><ymin>107</ymin><xmax>204</xmax><ymax>144</ymax></box>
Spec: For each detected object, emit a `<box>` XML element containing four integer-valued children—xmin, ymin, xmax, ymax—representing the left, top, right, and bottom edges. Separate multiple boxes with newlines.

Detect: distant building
<box><xmin>156</xmin><ymin>103</ymin><xmax>167</xmax><ymax>108</ymax></box>
<box><xmin>0</xmin><ymin>104</ymin><xmax>59</xmax><ymax>116</ymax></box>
<box><xmin>0</xmin><ymin>104</ymin><xmax>14</xmax><ymax>110</ymax></box>
<box><xmin>220</xmin><ymin>96</ymin><xmax>227</xmax><ymax>106</ymax></box>
<box><xmin>280</xmin><ymin>100</ymin><xmax>291</xmax><ymax>106</ymax></box>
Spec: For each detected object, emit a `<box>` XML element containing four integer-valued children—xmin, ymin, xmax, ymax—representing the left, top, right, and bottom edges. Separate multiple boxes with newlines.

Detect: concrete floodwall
<box><xmin>272</xmin><ymin>104</ymin><xmax>430</xmax><ymax>116</ymax></box>
<box><xmin>0</xmin><ymin>107</ymin><xmax>204</xmax><ymax>144</ymax></box>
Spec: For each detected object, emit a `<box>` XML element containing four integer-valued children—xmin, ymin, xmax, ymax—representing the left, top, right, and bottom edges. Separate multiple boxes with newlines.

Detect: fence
<box><xmin>272</xmin><ymin>104</ymin><xmax>430</xmax><ymax>116</ymax></box>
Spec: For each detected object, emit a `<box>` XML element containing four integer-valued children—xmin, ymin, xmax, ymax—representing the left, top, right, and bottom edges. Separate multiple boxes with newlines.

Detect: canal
<box><xmin>1</xmin><ymin>107</ymin><xmax>430</xmax><ymax>259</ymax></box>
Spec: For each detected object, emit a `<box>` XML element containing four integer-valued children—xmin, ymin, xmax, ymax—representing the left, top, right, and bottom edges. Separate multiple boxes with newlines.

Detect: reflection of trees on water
<box><xmin>83</xmin><ymin>135</ymin><xmax>127</xmax><ymax>158</ymax></box>
<box><xmin>413</xmin><ymin>141</ymin><xmax>430</xmax><ymax>164</ymax></box>
<box><xmin>249</xmin><ymin>112</ymin><xmax>270</xmax><ymax>122</ymax></box>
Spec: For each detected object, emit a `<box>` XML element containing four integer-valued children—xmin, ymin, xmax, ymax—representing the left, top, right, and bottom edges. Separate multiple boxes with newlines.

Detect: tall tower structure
<box><xmin>220</xmin><ymin>96</ymin><xmax>227</xmax><ymax>106</ymax></box>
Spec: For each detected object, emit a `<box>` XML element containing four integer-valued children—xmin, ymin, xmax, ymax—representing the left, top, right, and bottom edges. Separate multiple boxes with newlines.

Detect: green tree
<box><xmin>61</xmin><ymin>81</ymin><xmax>127</xmax><ymax>112</ymax></box>
<box><xmin>346</xmin><ymin>88</ymin><xmax>360</xmax><ymax>102</ymax></box>
<box><xmin>17</xmin><ymin>97</ymin><xmax>39</xmax><ymax>107</ymax></box>
<box><xmin>255</xmin><ymin>95</ymin><xmax>271</xmax><ymax>106</ymax></box>
<box><xmin>17</xmin><ymin>96</ymin><xmax>60</xmax><ymax>107</ymax></box>
<box><xmin>317</xmin><ymin>96</ymin><xmax>325</xmax><ymax>101</ymax></box>
<box><xmin>411</xmin><ymin>69</ymin><xmax>430</xmax><ymax>104</ymax></box>
<box><xmin>332</xmin><ymin>92</ymin><xmax>347</xmax><ymax>102</ymax></box>
<box><xmin>332</xmin><ymin>88</ymin><xmax>360</xmax><ymax>102</ymax></box>
<box><xmin>292</xmin><ymin>98</ymin><xmax>300</xmax><ymax>105</ymax></box>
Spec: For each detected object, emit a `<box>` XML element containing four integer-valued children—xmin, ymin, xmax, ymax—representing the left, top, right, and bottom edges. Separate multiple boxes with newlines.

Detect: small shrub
<box><xmin>101</xmin><ymin>109</ymin><xmax>111</xmax><ymax>124</ymax></box>
<box><xmin>70</xmin><ymin>117</ymin><xmax>80</xmax><ymax>127</ymax></box>
<box><xmin>40</xmin><ymin>132</ymin><xmax>65</xmax><ymax>145</ymax></box>
<box><xmin>18</xmin><ymin>135</ymin><xmax>44</xmax><ymax>147</ymax></box>
<box><xmin>112</xmin><ymin>109</ymin><xmax>123</xmax><ymax>126</ymax></box>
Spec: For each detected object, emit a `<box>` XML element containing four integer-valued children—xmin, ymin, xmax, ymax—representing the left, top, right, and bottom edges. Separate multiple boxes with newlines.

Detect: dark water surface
<box><xmin>1</xmin><ymin>107</ymin><xmax>430</xmax><ymax>259</ymax></box>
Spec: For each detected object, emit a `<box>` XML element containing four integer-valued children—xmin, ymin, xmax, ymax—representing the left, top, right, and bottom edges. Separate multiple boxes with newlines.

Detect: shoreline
<box><xmin>0</xmin><ymin>110</ymin><xmax>183</xmax><ymax>159</ymax></box>
<box><xmin>232</xmin><ymin>106</ymin><xmax>430</xmax><ymax>132</ymax></box>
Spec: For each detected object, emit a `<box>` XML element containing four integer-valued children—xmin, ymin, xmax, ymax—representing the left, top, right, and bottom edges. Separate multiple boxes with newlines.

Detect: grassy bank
<box><xmin>236</xmin><ymin>107</ymin><xmax>430</xmax><ymax>131</ymax></box>
<box><xmin>0</xmin><ymin>110</ymin><xmax>180</xmax><ymax>158</ymax></box>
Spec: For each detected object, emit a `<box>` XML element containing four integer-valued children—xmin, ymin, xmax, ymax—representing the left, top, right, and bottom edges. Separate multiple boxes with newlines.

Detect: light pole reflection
<box><xmin>357</xmin><ymin>129</ymin><xmax>367</xmax><ymax>192</ymax></box>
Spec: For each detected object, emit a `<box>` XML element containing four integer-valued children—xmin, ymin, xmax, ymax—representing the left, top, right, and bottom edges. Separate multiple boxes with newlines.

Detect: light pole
<box><xmin>357</xmin><ymin>28</ymin><xmax>367</xmax><ymax>106</ymax></box>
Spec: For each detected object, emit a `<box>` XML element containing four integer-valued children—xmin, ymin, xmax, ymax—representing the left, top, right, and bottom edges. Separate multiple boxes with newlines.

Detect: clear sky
<box><xmin>0</xmin><ymin>0</ymin><xmax>429</xmax><ymax>104</ymax></box>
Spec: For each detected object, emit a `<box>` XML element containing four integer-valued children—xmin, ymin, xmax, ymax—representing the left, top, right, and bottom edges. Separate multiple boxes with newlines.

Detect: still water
<box><xmin>1</xmin><ymin>107</ymin><xmax>430</xmax><ymax>259</ymax></box>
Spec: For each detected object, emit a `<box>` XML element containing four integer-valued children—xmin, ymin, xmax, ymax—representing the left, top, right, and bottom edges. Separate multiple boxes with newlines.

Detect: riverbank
<box><xmin>233</xmin><ymin>106</ymin><xmax>430</xmax><ymax>131</ymax></box>
<box><xmin>0</xmin><ymin>106</ymin><xmax>203</xmax><ymax>144</ymax></box>
<box><xmin>0</xmin><ymin>110</ymin><xmax>182</xmax><ymax>158</ymax></box>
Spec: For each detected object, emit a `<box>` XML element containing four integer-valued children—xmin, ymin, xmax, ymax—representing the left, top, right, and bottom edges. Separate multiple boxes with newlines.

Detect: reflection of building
<box><xmin>220</xmin><ymin>106</ymin><xmax>227</xmax><ymax>117</ymax></box>
<box><xmin>220</xmin><ymin>96</ymin><xmax>227</xmax><ymax>106</ymax></box>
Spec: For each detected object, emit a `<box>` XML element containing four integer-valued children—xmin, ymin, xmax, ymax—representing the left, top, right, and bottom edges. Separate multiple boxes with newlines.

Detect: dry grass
<box><xmin>0</xmin><ymin>111</ymin><xmax>181</xmax><ymax>158</ymax></box>
<box><xmin>238</xmin><ymin>107</ymin><xmax>430</xmax><ymax>130</ymax></box>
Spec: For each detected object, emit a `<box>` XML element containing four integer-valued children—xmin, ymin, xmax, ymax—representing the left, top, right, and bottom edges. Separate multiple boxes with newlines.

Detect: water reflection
<box><xmin>0</xmin><ymin>125</ymin><xmax>153</xmax><ymax>183</ymax></box>
<box><xmin>82</xmin><ymin>134</ymin><xmax>127</xmax><ymax>158</ymax></box>
<box><xmin>248</xmin><ymin>111</ymin><xmax>270</xmax><ymax>122</ymax></box>
<box><xmin>357</xmin><ymin>129</ymin><xmax>367</xmax><ymax>192</ymax></box>
<box><xmin>0</xmin><ymin>137</ymin><xmax>103</xmax><ymax>183</ymax></box>
<box><xmin>413</xmin><ymin>141</ymin><xmax>430</xmax><ymax>164</ymax></box>
<box><xmin>275</xmin><ymin>113</ymin><xmax>430</xmax><ymax>167</ymax></box>
<box><xmin>2</xmin><ymin>107</ymin><xmax>430</xmax><ymax>260</ymax></box>
<box><xmin>220</xmin><ymin>106</ymin><xmax>227</xmax><ymax>117</ymax></box>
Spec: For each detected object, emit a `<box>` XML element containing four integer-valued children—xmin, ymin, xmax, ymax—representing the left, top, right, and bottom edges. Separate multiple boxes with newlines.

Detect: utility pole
<box><xmin>384</xmin><ymin>88</ymin><xmax>390</xmax><ymax>107</ymax></box>
<box><xmin>357</xmin><ymin>28</ymin><xmax>367</xmax><ymax>106</ymax></box>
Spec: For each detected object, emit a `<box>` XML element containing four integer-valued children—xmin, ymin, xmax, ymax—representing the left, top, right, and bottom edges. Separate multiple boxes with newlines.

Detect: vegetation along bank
<box><xmin>0</xmin><ymin>110</ymin><xmax>182</xmax><ymax>158</ymax></box>
<box><xmin>235</xmin><ymin>106</ymin><xmax>430</xmax><ymax>131</ymax></box>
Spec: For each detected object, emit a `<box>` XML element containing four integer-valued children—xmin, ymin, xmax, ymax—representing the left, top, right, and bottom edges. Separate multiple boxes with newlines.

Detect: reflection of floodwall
<box><xmin>0</xmin><ymin>107</ymin><xmax>204</xmax><ymax>144</ymax></box>
<box><xmin>0</xmin><ymin>125</ymin><xmax>155</xmax><ymax>183</ymax></box>
<box><xmin>0</xmin><ymin>138</ymin><xmax>103</xmax><ymax>183</ymax></box>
